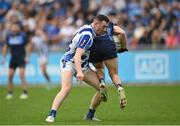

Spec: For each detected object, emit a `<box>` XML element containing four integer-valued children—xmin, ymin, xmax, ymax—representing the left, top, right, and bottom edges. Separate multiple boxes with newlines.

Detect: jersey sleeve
<box><xmin>77</xmin><ymin>34</ymin><xmax>92</xmax><ymax>50</ymax></box>
<box><xmin>108</xmin><ymin>22</ymin><xmax>114</xmax><ymax>35</ymax></box>
<box><xmin>107</xmin><ymin>22</ymin><xmax>114</xmax><ymax>35</ymax></box>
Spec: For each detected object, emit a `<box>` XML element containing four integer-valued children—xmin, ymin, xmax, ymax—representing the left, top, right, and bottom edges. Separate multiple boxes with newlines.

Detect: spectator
<box><xmin>165</xmin><ymin>28</ymin><xmax>178</xmax><ymax>49</ymax></box>
<box><xmin>0</xmin><ymin>0</ymin><xmax>179</xmax><ymax>50</ymax></box>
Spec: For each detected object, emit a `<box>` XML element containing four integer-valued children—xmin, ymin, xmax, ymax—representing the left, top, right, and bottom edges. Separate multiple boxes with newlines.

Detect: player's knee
<box><xmin>41</xmin><ymin>66</ymin><xmax>46</xmax><ymax>72</ymax></box>
<box><xmin>92</xmin><ymin>82</ymin><xmax>101</xmax><ymax>91</ymax></box>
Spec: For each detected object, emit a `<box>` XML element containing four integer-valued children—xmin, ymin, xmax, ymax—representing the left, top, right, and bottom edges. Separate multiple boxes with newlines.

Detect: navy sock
<box><xmin>49</xmin><ymin>110</ymin><xmax>56</xmax><ymax>117</ymax></box>
<box><xmin>8</xmin><ymin>91</ymin><xmax>13</xmax><ymax>94</ymax></box>
<box><xmin>99</xmin><ymin>78</ymin><xmax>105</xmax><ymax>83</ymax></box>
<box><xmin>23</xmin><ymin>90</ymin><xmax>28</xmax><ymax>94</ymax></box>
<box><xmin>87</xmin><ymin>109</ymin><xmax>95</xmax><ymax>118</ymax></box>
<box><xmin>116</xmin><ymin>83</ymin><xmax>123</xmax><ymax>88</ymax></box>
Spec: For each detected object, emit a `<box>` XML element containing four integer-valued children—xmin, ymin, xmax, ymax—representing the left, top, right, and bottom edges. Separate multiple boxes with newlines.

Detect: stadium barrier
<box><xmin>0</xmin><ymin>49</ymin><xmax>179</xmax><ymax>85</ymax></box>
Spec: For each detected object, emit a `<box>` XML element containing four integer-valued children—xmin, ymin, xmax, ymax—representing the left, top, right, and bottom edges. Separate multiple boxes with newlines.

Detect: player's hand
<box><xmin>117</xmin><ymin>48</ymin><xmax>128</xmax><ymax>53</ymax></box>
<box><xmin>76</xmin><ymin>72</ymin><xmax>84</xmax><ymax>81</ymax></box>
<box><xmin>0</xmin><ymin>58</ymin><xmax>6</xmax><ymax>64</ymax></box>
<box><xmin>25</xmin><ymin>57</ymin><xmax>29</xmax><ymax>64</ymax></box>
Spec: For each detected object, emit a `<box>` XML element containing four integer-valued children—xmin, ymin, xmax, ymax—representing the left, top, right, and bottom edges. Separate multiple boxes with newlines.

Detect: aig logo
<box><xmin>135</xmin><ymin>54</ymin><xmax>169</xmax><ymax>80</ymax></box>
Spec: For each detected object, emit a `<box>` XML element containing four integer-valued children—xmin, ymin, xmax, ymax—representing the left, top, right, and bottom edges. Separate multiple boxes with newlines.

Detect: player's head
<box><xmin>11</xmin><ymin>22</ymin><xmax>21</xmax><ymax>33</ymax></box>
<box><xmin>92</xmin><ymin>14</ymin><xmax>109</xmax><ymax>35</ymax></box>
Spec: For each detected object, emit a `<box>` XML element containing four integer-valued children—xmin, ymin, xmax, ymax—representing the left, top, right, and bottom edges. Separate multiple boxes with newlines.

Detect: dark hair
<box><xmin>93</xmin><ymin>14</ymin><xmax>109</xmax><ymax>23</ymax></box>
<box><xmin>46</xmin><ymin>14</ymin><xmax>53</xmax><ymax>20</ymax></box>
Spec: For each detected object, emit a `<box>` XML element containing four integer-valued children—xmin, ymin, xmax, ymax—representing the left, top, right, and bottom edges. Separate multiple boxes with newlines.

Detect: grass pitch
<box><xmin>0</xmin><ymin>84</ymin><xmax>180</xmax><ymax>125</ymax></box>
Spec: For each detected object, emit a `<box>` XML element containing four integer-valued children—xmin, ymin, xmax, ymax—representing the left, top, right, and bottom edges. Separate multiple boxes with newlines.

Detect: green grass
<box><xmin>0</xmin><ymin>84</ymin><xmax>180</xmax><ymax>125</ymax></box>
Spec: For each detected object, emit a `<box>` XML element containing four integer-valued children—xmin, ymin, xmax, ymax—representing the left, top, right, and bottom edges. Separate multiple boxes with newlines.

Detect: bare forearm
<box><xmin>74</xmin><ymin>54</ymin><xmax>82</xmax><ymax>74</ymax></box>
<box><xmin>2</xmin><ymin>45</ymin><xmax>7</xmax><ymax>58</ymax></box>
<box><xmin>74</xmin><ymin>48</ymin><xmax>85</xmax><ymax>81</ymax></box>
<box><xmin>120</xmin><ymin>34</ymin><xmax>127</xmax><ymax>49</ymax></box>
<box><xmin>113</xmin><ymin>25</ymin><xmax>127</xmax><ymax>49</ymax></box>
<box><xmin>26</xmin><ymin>43</ymin><xmax>31</xmax><ymax>58</ymax></box>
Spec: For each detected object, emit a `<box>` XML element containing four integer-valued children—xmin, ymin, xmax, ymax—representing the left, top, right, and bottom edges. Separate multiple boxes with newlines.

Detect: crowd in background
<box><xmin>0</xmin><ymin>0</ymin><xmax>179</xmax><ymax>51</ymax></box>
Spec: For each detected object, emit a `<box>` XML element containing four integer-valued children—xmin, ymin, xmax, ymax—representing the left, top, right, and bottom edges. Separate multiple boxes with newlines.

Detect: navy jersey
<box><xmin>6</xmin><ymin>32</ymin><xmax>28</xmax><ymax>58</ymax></box>
<box><xmin>89</xmin><ymin>22</ymin><xmax>117</xmax><ymax>63</ymax></box>
<box><xmin>93</xmin><ymin>22</ymin><xmax>114</xmax><ymax>46</ymax></box>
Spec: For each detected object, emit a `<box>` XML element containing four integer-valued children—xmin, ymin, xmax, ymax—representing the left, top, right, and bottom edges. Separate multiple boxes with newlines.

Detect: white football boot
<box><xmin>19</xmin><ymin>93</ymin><xmax>28</xmax><ymax>99</ymax></box>
<box><xmin>99</xmin><ymin>82</ymin><xmax>108</xmax><ymax>102</ymax></box>
<box><xmin>83</xmin><ymin>116</ymin><xmax>101</xmax><ymax>121</ymax></box>
<box><xmin>6</xmin><ymin>94</ymin><xmax>13</xmax><ymax>100</ymax></box>
<box><xmin>45</xmin><ymin>116</ymin><xmax>55</xmax><ymax>123</ymax></box>
<box><xmin>118</xmin><ymin>86</ymin><xmax>127</xmax><ymax>109</ymax></box>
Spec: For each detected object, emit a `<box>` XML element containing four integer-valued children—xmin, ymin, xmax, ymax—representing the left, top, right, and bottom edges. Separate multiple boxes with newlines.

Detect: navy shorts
<box><xmin>89</xmin><ymin>40</ymin><xmax>117</xmax><ymax>63</ymax></box>
<box><xmin>9</xmin><ymin>56</ymin><xmax>26</xmax><ymax>69</ymax></box>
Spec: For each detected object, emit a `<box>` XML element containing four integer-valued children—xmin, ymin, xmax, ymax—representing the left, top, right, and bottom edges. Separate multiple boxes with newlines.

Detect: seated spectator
<box><xmin>165</xmin><ymin>28</ymin><xmax>178</xmax><ymax>49</ymax></box>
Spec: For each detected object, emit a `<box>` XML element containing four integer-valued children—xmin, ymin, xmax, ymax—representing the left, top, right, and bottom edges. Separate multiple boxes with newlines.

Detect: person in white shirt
<box><xmin>45</xmin><ymin>14</ymin><xmax>109</xmax><ymax>123</ymax></box>
<box><xmin>31</xmin><ymin>28</ymin><xmax>52</xmax><ymax>88</ymax></box>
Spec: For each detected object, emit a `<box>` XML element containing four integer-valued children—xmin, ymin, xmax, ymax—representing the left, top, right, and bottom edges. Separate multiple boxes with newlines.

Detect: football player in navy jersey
<box><xmin>89</xmin><ymin>21</ymin><xmax>128</xmax><ymax>109</ymax></box>
<box><xmin>2</xmin><ymin>22</ymin><xmax>31</xmax><ymax>100</ymax></box>
<box><xmin>45</xmin><ymin>15</ymin><xmax>109</xmax><ymax>123</ymax></box>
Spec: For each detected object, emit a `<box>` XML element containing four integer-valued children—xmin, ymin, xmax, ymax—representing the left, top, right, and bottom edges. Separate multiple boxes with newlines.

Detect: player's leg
<box><xmin>93</xmin><ymin>62</ymin><xmax>107</xmax><ymax>102</ymax></box>
<box><xmin>52</xmin><ymin>70</ymin><xmax>73</xmax><ymax>110</ymax></box>
<box><xmin>83</xmin><ymin>69</ymin><xmax>104</xmax><ymax>121</ymax></box>
<box><xmin>46</xmin><ymin>70</ymin><xmax>73</xmax><ymax>122</ymax></box>
<box><xmin>104</xmin><ymin>58</ymin><xmax>121</xmax><ymax>85</ymax></box>
<box><xmin>19</xmin><ymin>67</ymin><xmax>28</xmax><ymax>99</ymax></box>
<box><xmin>40</xmin><ymin>62</ymin><xmax>52</xmax><ymax>90</ymax></box>
<box><xmin>6</xmin><ymin>68</ymin><xmax>15</xmax><ymax>99</ymax></box>
<box><xmin>18</xmin><ymin>56</ymin><xmax>28</xmax><ymax>99</ymax></box>
<box><xmin>6</xmin><ymin>58</ymin><xmax>17</xmax><ymax>99</ymax></box>
<box><xmin>104</xmin><ymin>58</ymin><xmax>127</xmax><ymax>109</ymax></box>
<box><xmin>41</xmin><ymin>63</ymin><xmax>51</xmax><ymax>82</ymax></box>
<box><xmin>39</xmin><ymin>56</ymin><xmax>51</xmax><ymax>83</ymax></box>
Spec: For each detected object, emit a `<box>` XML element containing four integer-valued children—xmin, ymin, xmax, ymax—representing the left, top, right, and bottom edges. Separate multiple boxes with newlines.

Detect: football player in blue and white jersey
<box><xmin>1</xmin><ymin>22</ymin><xmax>31</xmax><ymax>100</ymax></box>
<box><xmin>45</xmin><ymin>14</ymin><xmax>109</xmax><ymax>122</ymax></box>
<box><xmin>31</xmin><ymin>28</ymin><xmax>52</xmax><ymax>89</ymax></box>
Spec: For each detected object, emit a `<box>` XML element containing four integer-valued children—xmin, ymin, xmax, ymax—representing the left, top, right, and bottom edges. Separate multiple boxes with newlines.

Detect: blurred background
<box><xmin>0</xmin><ymin>0</ymin><xmax>179</xmax><ymax>85</ymax></box>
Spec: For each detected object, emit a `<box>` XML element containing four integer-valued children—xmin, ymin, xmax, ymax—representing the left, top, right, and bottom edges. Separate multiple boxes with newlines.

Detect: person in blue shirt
<box><xmin>89</xmin><ymin>21</ymin><xmax>128</xmax><ymax>109</ymax></box>
<box><xmin>2</xmin><ymin>22</ymin><xmax>31</xmax><ymax>100</ymax></box>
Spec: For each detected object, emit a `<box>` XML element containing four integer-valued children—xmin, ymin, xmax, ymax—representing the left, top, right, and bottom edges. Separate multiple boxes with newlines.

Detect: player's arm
<box><xmin>113</xmin><ymin>25</ymin><xmax>128</xmax><ymax>53</ymax></box>
<box><xmin>24</xmin><ymin>33</ymin><xmax>32</xmax><ymax>64</ymax></box>
<box><xmin>1</xmin><ymin>44</ymin><xmax>8</xmax><ymax>64</ymax></box>
<box><xmin>1</xmin><ymin>33</ymin><xmax>9</xmax><ymax>64</ymax></box>
<box><xmin>74</xmin><ymin>48</ymin><xmax>85</xmax><ymax>81</ymax></box>
<box><xmin>28</xmin><ymin>38</ymin><xmax>33</xmax><ymax>54</ymax></box>
<box><xmin>25</xmin><ymin>42</ymin><xmax>32</xmax><ymax>63</ymax></box>
<box><xmin>74</xmin><ymin>34</ymin><xmax>92</xmax><ymax>81</ymax></box>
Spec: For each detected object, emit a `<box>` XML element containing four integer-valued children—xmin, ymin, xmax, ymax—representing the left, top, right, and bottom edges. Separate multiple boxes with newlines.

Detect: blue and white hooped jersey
<box><xmin>61</xmin><ymin>24</ymin><xmax>96</xmax><ymax>68</ymax></box>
